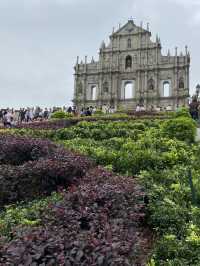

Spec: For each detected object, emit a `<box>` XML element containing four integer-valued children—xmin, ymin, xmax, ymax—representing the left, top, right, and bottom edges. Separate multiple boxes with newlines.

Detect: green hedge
<box><xmin>161</xmin><ymin>117</ymin><xmax>197</xmax><ymax>143</ymax></box>
<box><xmin>51</xmin><ymin>111</ymin><xmax>73</xmax><ymax>119</ymax></box>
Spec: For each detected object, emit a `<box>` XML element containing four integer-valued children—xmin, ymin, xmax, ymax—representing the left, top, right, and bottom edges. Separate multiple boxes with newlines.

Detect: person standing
<box><xmin>3</xmin><ymin>109</ymin><xmax>13</xmax><ymax>128</ymax></box>
<box><xmin>43</xmin><ymin>108</ymin><xmax>49</xmax><ymax>120</ymax></box>
<box><xmin>136</xmin><ymin>104</ymin><xmax>141</xmax><ymax>112</ymax></box>
<box><xmin>189</xmin><ymin>97</ymin><xmax>199</xmax><ymax>120</ymax></box>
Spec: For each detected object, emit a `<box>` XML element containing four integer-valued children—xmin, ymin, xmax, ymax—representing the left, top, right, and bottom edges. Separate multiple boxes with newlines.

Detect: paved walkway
<box><xmin>196</xmin><ymin>128</ymin><xmax>200</xmax><ymax>142</ymax></box>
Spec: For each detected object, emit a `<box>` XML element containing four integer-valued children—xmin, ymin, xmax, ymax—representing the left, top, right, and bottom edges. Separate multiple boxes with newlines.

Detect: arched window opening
<box><xmin>125</xmin><ymin>55</ymin><xmax>132</xmax><ymax>69</ymax></box>
<box><xmin>103</xmin><ymin>82</ymin><xmax>109</xmax><ymax>93</ymax></box>
<box><xmin>148</xmin><ymin>79</ymin><xmax>155</xmax><ymax>90</ymax></box>
<box><xmin>125</xmin><ymin>82</ymin><xmax>133</xmax><ymax>99</ymax></box>
<box><xmin>179</xmin><ymin>78</ymin><xmax>184</xmax><ymax>89</ymax></box>
<box><xmin>91</xmin><ymin>85</ymin><xmax>97</xmax><ymax>100</ymax></box>
<box><xmin>127</xmin><ymin>38</ymin><xmax>131</xmax><ymax>48</ymax></box>
<box><xmin>163</xmin><ymin>81</ymin><xmax>170</xmax><ymax>97</ymax></box>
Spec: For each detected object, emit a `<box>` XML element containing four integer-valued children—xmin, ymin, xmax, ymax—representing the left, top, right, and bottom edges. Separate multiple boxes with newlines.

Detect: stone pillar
<box><xmin>156</xmin><ymin>47</ymin><xmax>158</xmax><ymax>65</ymax></box>
<box><xmin>84</xmin><ymin>56</ymin><xmax>87</xmax><ymax>72</ymax></box>
<box><xmin>155</xmin><ymin>69</ymin><xmax>159</xmax><ymax>107</ymax></box>
<box><xmin>144</xmin><ymin>70</ymin><xmax>148</xmax><ymax>109</ymax></box>
<box><xmin>100</xmin><ymin>50</ymin><xmax>104</xmax><ymax>108</ymax></box>
<box><xmin>73</xmin><ymin>74</ymin><xmax>78</xmax><ymax>106</ymax></box>
<box><xmin>137</xmin><ymin>70</ymin><xmax>141</xmax><ymax>100</ymax></box>
<box><xmin>112</xmin><ymin>74</ymin><xmax>118</xmax><ymax>109</ymax></box>
<box><xmin>185</xmin><ymin>65</ymin><xmax>189</xmax><ymax>93</ymax></box>
<box><xmin>98</xmin><ymin>74</ymin><xmax>103</xmax><ymax>108</ymax></box>
<box><xmin>115</xmin><ymin>74</ymin><xmax>120</xmax><ymax>110</ymax></box>
<box><xmin>174</xmin><ymin>47</ymin><xmax>178</xmax><ymax>108</ymax></box>
<box><xmin>82</xmin><ymin>56</ymin><xmax>88</xmax><ymax>107</ymax></box>
<box><xmin>83</xmin><ymin>74</ymin><xmax>87</xmax><ymax>108</ymax></box>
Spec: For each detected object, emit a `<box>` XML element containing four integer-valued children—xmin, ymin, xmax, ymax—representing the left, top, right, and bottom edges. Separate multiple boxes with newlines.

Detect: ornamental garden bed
<box><xmin>1</xmin><ymin>110</ymin><xmax>199</xmax><ymax>265</ymax></box>
<box><xmin>0</xmin><ymin>134</ymin><xmax>152</xmax><ymax>266</ymax></box>
<box><xmin>9</xmin><ymin>113</ymin><xmax>169</xmax><ymax>130</ymax></box>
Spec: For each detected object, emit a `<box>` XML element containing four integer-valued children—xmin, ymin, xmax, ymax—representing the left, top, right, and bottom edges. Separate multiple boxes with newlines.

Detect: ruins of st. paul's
<box><xmin>73</xmin><ymin>19</ymin><xmax>190</xmax><ymax>111</ymax></box>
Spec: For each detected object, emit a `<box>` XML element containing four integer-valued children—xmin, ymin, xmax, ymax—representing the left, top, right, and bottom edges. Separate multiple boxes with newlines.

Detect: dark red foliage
<box><xmin>12</xmin><ymin>113</ymin><xmax>168</xmax><ymax>130</ymax></box>
<box><xmin>0</xmin><ymin>134</ymin><xmax>153</xmax><ymax>265</ymax></box>
<box><xmin>127</xmin><ymin>111</ymin><xmax>165</xmax><ymax>116</ymax></box>
<box><xmin>15</xmin><ymin>119</ymin><xmax>78</xmax><ymax>130</ymax></box>
<box><xmin>0</xmin><ymin>167</ymin><xmax>152</xmax><ymax>266</ymax></box>
<box><xmin>0</xmin><ymin>135</ymin><xmax>92</xmax><ymax>208</ymax></box>
<box><xmin>0</xmin><ymin>134</ymin><xmax>55</xmax><ymax>165</ymax></box>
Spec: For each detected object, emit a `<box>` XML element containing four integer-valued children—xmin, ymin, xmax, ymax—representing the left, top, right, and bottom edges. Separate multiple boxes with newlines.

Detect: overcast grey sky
<box><xmin>0</xmin><ymin>0</ymin><xmax>199</xmax><ymax>108</ymax></box>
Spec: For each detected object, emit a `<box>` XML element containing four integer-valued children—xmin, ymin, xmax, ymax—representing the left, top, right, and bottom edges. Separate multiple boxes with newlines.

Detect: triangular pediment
<box><xmin>113</xmin><ymin>20</ymin><xmax>147</xmax><ymax>36</ymax></box>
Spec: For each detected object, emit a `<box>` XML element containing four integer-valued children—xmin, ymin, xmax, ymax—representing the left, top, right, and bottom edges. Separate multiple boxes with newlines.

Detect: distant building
<box><xmin>73</xmin><ymin>19</ymin><xmax>190</xmax><ymax>111</ymax></box>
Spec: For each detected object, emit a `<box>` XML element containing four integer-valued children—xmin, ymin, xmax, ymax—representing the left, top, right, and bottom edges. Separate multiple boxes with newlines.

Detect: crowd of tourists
<box><xmin>0</xmin><ymin>99</ymin><xmax>199</xmax><ymax>128</ymax></box>
<box><xmin>0</xmin><ymin>105</ymin><xmax>107</xmax><ymax>128</ymax></box>
<box><xmin>0</xmin><ymin>105</ymin><xmax>117</xmax><ymax>128</ymax></box>
<box><xmin>0</xmin><ymin>107</ymin><xmax>68</xmax><ymax>128</ymax></box>
<box><xmin>80</xmin><ymin>105</ymin><xmax>116</xmax><ymax>116</ymax></box>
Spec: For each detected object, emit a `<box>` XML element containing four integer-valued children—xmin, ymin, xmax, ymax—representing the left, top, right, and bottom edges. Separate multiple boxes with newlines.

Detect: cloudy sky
<box><xmin>0</xmin><ymin>0</ymin><xmax>199</xmax><ymax>108</ymax></box>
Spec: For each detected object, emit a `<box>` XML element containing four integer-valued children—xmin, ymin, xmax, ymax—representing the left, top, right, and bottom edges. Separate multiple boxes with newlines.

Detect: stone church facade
<box><xmin>73</xmin><ymin>19</ymin><xmax>190</xmax><ymax>111</ymax></box>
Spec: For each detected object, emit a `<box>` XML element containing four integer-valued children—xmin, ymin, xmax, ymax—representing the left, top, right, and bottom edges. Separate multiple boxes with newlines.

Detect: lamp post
<box><xmin>196</xmin><ymin>84</ymin><xmax>200</xmax><ymax>98</ymax></box>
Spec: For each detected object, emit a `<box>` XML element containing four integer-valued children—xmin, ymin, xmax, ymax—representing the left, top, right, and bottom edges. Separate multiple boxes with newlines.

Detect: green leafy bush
<box><xmin>0</xmin><ymin>192</ymin><xmax>63</xmax><ymax>239</ymax></box>
<box><xmin>56</xmin><ymin>119</ymin><xmax>200</xmax><ymax>264</ymax></box>
<box><xmin>93</xmin><ymin>109</ymin><xmax>104</xmax><ymax>116</ymax></box>
<box><xmin>175</xmin><ymin>107</ymin><xmax>191</xmax><ymax>118</ymax></box>
<box><xmin>2</xmin><ymin>118</ymin><xmax>200</xmax><ymax>265</ymax></box>
<box><xmin>161</xmin><ymin>117</ymin><xmax>197</xmax><ymax>143</ymax></box>
<box><xmin>51</xmin><ymin>111</ymin><xmax>73</xmax><ymax>119</ymax></box>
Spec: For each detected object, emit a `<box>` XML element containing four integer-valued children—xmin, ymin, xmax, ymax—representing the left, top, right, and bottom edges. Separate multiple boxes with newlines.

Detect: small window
<box><xmin>163</xmin><ymin>81</ymin><xmax>170</xmax><ymax>97</ymax></box>
<box><xmin>125</xmin><ymin>55</ymin><xmax>132</xmax><ymax>69</ymax></box>
<box><xmin>91</xmin><ymin>85</ymin><xmax>97</xmax><ymax>100</ymax></box>
<box><xmin>127</xmin><ymin>38</ymin><xmax>131</xmax><ymax>48</ymax></box>
<box><xmin>125</xmin><ymin>82</ymin><xmax>133</xmax><ymax>99</ymax></box>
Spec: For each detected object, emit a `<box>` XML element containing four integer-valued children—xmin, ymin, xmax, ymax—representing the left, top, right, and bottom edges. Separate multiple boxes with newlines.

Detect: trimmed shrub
<box><xmin>0</xmin><ymin>160</ymin><xmax>84</xmax><ymax>207</ymax></box>
<box><xmin>0</xmin><ymin>135</ymin><xmax>92</xmax><ymax>207</ymax></box>
<box><xmin>175</xmin><ymin>107</ymin><xmax>191</xmax><ymax>118</ymax></box>
<box><xmin>0</xmin><ymin>167</ymin><xmax>152</xmax><ymax>266</ymax></box>
<box><xmin>11</xmin><ymin>115</ymin><xmax>168</xmax><ymax>130</ymax></box>
<box><xmin>93</xmin><ymin>109</ymin><xmax>104</xmax><ymax>116</ymax></box>
<box><xmin>161</xmin><ymin>117</ymin><xmax>197</xmax><ymax>143</ymax></box>
<box><xmin>0</xmin><ymin>135</ymin><xmax>55</xmax><ymax>165</ymax></box>
<box><xmin>51</xmin><ymin>111</ymin><xmax>73</xmax><ymax>119</ymax></box>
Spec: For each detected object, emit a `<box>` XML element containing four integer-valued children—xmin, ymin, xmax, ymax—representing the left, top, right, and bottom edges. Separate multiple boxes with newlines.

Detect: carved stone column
<box><xmin>83</xmin><ymin>74</ymin><xmax>87</xmax><ymax>107</ymax></box>
<box><xmin>137</xmin><ymin>70</ymin><xmax>141</xmax><ymax>101</ymax></box>
<box><xmin>144</xmin><ymin>70</ymin><xmax>148</xmax><ymax>109</ymax></box>
<box><xmin>154</xmin><ymin>69</ymin><xmax>159</xmax><ymax>107</ymax></box>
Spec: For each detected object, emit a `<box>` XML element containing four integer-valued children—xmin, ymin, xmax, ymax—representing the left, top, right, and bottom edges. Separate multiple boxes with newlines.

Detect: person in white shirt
<box><xmin>4</xmin><ymin>110</ymin><xmax>13</xmax><ymax>127</ymax></box>
<box><xmin>156</xmin><ymin>106</ymin><xmax>161</xmax><ymax>112</ymax></box>
<box><xmin>166</xmin><ymin>105</ymin><xmax>172</xmax><ymax>111</ymax></box>
<box><xmin>29</xmin><ymin>108</ymin><xmax>34</xmax><ymax>121</ymax></box>
<box><xmin>140</xmin><ymin>105</ymin><xmax>146</xmax><ymax>111</ymax></box>
<box><xmin>102</xmin><ymin>104</ymin><xmax>107</xmax><ymax>114</ymax></box>
<box><xmin>136</xmin><ymin>105</ymin><xmax>141</xmax><ymax>112</ymax></box>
